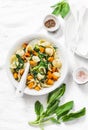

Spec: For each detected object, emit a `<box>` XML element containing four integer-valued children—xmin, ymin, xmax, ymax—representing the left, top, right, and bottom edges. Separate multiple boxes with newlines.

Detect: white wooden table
<box><xmin>0</xmin><ymin>0</ymin><xmax>88</xmax><ymax>130</ymax></box>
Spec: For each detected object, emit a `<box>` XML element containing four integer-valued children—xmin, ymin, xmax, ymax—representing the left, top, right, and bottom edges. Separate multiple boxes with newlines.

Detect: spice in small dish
<box><xmin>73</xmin><ymin>67</ymin><xmax>88</xmax><ymax>84</ymax></box>
<box><xmin>43</xmin><ymin>14</ymin><xmax>60</xmax><ymax>32</ymax></box>
<box><xmin>44</xmin><ymin>19</ymin><xmax>56</xmax><ymax>28</ymax></box>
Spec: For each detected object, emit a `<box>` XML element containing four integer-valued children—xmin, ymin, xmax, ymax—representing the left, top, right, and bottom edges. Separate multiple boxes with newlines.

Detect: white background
<box><xmin>0</xmin><ymin>0</ymin><xmax>88</xmax><ymax>130</ymax></box>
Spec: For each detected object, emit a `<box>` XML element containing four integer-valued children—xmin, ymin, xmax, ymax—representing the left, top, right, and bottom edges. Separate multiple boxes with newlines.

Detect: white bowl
<box><xmin>6</xmin><ymin>34</ymin><xmax>68</xmax><ymax>96</ymax></box>
<box><xmin>73</xmin><ymin>67</ymin><xmax>88</xmax><ymax>85</ymax></box>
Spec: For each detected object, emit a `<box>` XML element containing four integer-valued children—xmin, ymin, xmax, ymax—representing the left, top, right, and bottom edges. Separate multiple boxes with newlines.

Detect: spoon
<box><xmin>16</xmin><ymin>62</ymin><xmax>30</xmax><ymax>97</ymax></box>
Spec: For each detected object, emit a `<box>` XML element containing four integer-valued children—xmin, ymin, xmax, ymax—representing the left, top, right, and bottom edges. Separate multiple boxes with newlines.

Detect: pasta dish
<box><xmin>10</xmin><ymin>39</ymin><xmax>62</xmax><ymax>91</ymax></box>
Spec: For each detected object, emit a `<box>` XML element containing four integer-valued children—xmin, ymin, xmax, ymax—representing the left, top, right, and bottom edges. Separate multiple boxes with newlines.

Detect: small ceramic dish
<box><xmin>73</xmin><ymin>67</ymin><xmax>88</xmax><ymax>85</ymax></box>
<box><xmin>43</xmin><ymin>14</ymin><xmax>60</xmax><ymax>32</ymax></box>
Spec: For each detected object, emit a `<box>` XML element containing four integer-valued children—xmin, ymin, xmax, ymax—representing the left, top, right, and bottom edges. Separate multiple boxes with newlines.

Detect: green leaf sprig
<box><xmin>15</xmin><ymin>54</ymin><xmax>24</xmax><ymax>71</ymax></box>
<box><xmin>51</xmin><ymin>0</ymin><xmax>70</xmax><ymax>18</ymax></box>
<box><xmin>62</xmin><ymin>107</ymin><xmax>86</xmax><ymax>122</ymax></box>
<box><xmin>28</xmin><ymin>84</ymin><xmax>86</xmax><ymax>130</ymax></box>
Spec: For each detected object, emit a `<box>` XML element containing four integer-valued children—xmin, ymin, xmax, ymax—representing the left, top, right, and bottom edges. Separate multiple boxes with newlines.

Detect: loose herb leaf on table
<box><xmin>47</xmin><ymin>83</ymin><xmax>66</xmax><ymax>104</ymax></box>
<box><xmin>50</xmin><ymin>117</ymin><xmax>60</xmax><ymax>124</ymax></box>
<box><xmin>28</xmin><ymin>84</ymin><xmax>86</xmax><ymax>130</ymax></box>
<box><xmin>56</xmin><ymin>101</ymin><xmax>74</xmax><ymax>118</ymax></box>
<box><xmin>62</xmin><ymin>107</ymin><xmax>86</xmax><ymax>122</ymax></box>
<box><xmin>51</xmin><ymin>0</ymin><xmax>70</xmax><ymax>18</ymax></box>
<box><xmin>35</xmin><ymin>101</ymin><xmax>44</xmax><ymax>118</ymax></box>
<box><xmin>46</xmin><ymin>100</ymin><xmax>59</xmax><ymax>116</ymax></box>
<box><xmin>52</xmin><ymin>6</ymin><xmax>61</xmax><ymax>16</ymax></box>
<box><xmin>60</xmin><ymin>2</ymin><xmax>70</xmax><ymax>18</ymax></box>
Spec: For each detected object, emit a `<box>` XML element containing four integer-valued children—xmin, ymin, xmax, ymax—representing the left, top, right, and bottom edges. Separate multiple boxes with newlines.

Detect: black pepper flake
<box><xmin>44</xmin><ymin>19</ymin><xmax>56</xmax><ymax>28</ymax></box>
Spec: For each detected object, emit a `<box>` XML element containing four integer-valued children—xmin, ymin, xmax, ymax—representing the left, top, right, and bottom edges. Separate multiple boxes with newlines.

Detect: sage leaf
<box><xmin>46</xmin><ymin>100</ymin><xmax>59</xmax><ymax>116</ymax></box>
<box><xmin>60</xmin><ymin>3</ymin><xmax>70</xmax><ymax>18</ymax></box>
<box><xmin>52</xmin><ymin>6</ymin><xmax>61</xmax><ymax>16</ymax></box>
<box><xmin>51</xmin><ymin>0</ymin><xmax>70</xmax><ymax>18</ymax></box>
<box><xmin>51</xmin><ymin>0</ymin><xmax>65</xmax><ymax>8</ymax></box>
<box><xmin>35</xmin><ymin>101</ymin><xmax>44</xmax><ymax>117</ymax></box>
<box><xmin>56</xmin><ymin>101</ymin><xmax>74</xmax><ymax>118</ymax></box>
<box><xmin>47</xmin><ymin>100</ymin><xmax>60</xmax><ymax>110</ymax></box>
<box><xmin>62</xmin><ymin>107</ymin><xmax>86</xmax><ymax>122</ymax></box>
<box><xmin>50</xmin><ymin>117</ymin><xmax>60</xmax><ymax>124</ymax></box>
<box><xmin>51</xmin><ymin>2</ymin><xmax>61</xmax><ymax>8</ymax></box>
<box><xmin>28</xmin><ymin>83</ymin><xmax>86</xmax><ymax>129</ymax></box>
<box><xmin>47</xmin><ymin>83</ymin><xmax>66</xmax><ymax>104</ymax></box>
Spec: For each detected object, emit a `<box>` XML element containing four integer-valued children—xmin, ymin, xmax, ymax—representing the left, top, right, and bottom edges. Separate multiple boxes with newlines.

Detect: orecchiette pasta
<box><xmin>41</xmin><ymin>83</ymin><xmax>50</xmax><ymax>88</ymax></box>
<box><xmin>16</xmin><ymin>49</ymin><xmax>24</xmax><ymax>56</ymax></box>
<box><xmin>10</xmin><ymin>38</ymin><xmax>62</xmax><ymax>91</ymax></box>
<box><xmin>10</xmin><ymin>55</ymin><xmax>19</xmax><ymax>69</ymax></box>
<box><xmin>27</xmin><ymin>79</ymin><xmax>36</xmax><ymax>88</ymax></box>
<box><xmin>45</xmin><ymin>47</ymin><xmax>54</xmax><ymax>56</ymax></box>
<box><xmin>38</xmin><ymin>40</ymin><xmax>51</xmax><ymax>47</ymax></box>
<box><xmin>52</xmin><ymin>59</ymin><xmax>62</xmax><ymax>68</ymax></box>
<box><xmin>39</xmin><ymin>67</ymin><xmax>46</xmax><ymax>74</ymax></box>
<box><xmin>32</xmin><ymin>56</ymin><xmax>40</xmax><ymax>63</ymax></box>
<box><xmin>53</xmin><ymin>72</ymin><xmax>60</xmax><ymax>78</ymax></box>
<box><xmin>48</xmin><ymin>64</ymin><xmax>52</xmax><ymax>71</ymax></box>
<box><xmin>26</xmin><ymin>44</ymin><xmax>33</xmax><ymax>52</ymax></box>
<box><xmin>37</xmin><ymin>73</ymin><xmax>45</xmax><ymax>80</ymax></box>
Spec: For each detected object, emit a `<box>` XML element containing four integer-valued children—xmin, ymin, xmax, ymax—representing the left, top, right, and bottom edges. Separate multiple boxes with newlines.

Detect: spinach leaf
<box><xmin>47</xmin><ymin>83</ymin><xmax>66</xmax><ymax>104</ymax></box>
<box><xmin>15</xmin><ymin>54</ymin><xmax>24</xmax><ymax>71</ymax></box>
<box><xmin>31</xmin><ymin>71</ymin><xmax>38</xmax><ymax>79</ymax></box>
<box><xmin>35</xmin><ymin>101</ymin><xmax>44</xmax><ymax>118</ymax></box>
<box><xmin>56</xmin><ymin>101</ymin><xmax>74</xmax><ymax>118</ymax></box>
<box><xmin>53</xmin><ymin>46</ymin><xmax>58</xmax><ymax>50</ymax></box>
<box><xmin>32</xmin><ymin>60</ymin><xmax>48</xmax><ymax>73</ymax></box>
<box><xmin>40</xmin><ymin>61</ymin><xmax>48</xmax><ymax>69</ymax></box>
<box><xmin>38</xmin><ymin>52</ymin><xmax>48</xmax><ymax>59</ymax></box>
<box><xmin>16</xmin><ymin>54</ymin><xmax>24</xmax><ymax>64</ymax></box>
<box><xmin>34</xmin><ymin>44</ymin><xmax>40</xmax><ymax>52</ymax></box>
<box><xmin>62</xmin><ymin>107</ymin><xmax>86</xmax><ymax>122</ymax></box>
<box><xmin>32</xmin><ymin>66</ymin><xmax>39</xmax><ymax>72</ymax></box>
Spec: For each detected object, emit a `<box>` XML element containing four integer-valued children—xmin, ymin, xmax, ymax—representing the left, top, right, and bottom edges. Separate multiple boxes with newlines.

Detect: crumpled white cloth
<box><xmin>65</xmin><ymin>5</ymin><xmax>88</xmax><ymax>59</ymax></box>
